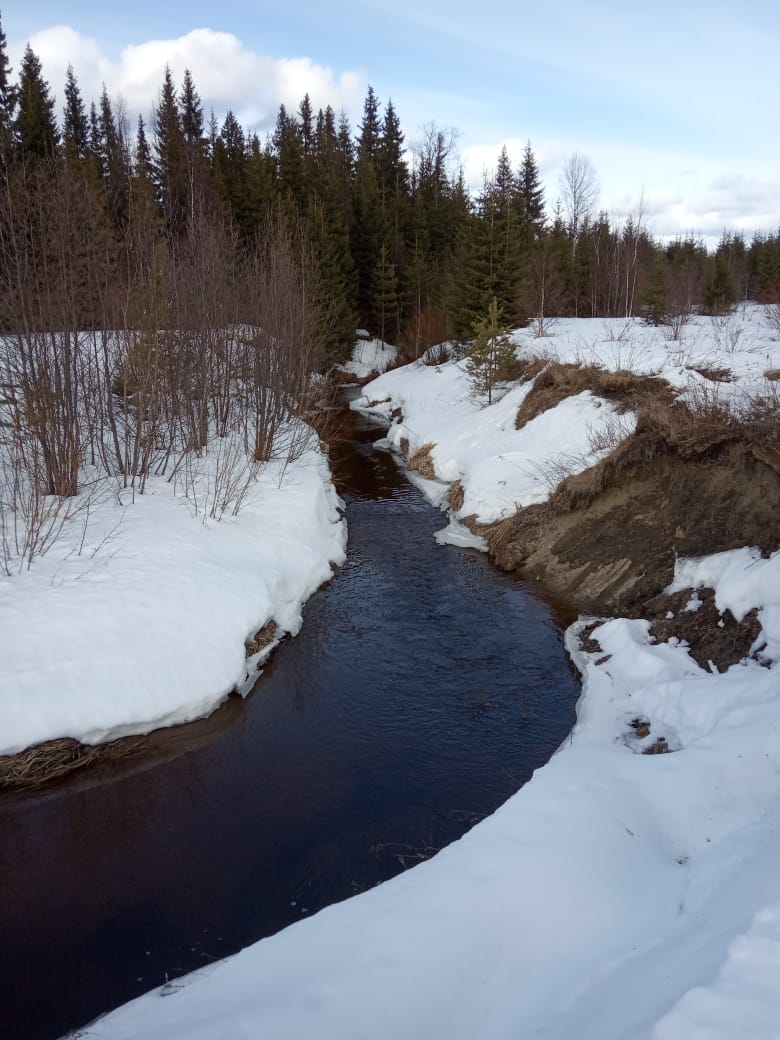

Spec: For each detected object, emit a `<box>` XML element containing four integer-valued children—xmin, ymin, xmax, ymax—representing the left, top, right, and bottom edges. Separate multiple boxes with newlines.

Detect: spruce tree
<box><xmin>153</xmin><ymin>65</ymin><xmax>186</xmax><ymax>228</ymax></box>
<box><xmin>467</xmin><ymin>297</ymin><xmax>516</xmax><ymax>404</ymax></box>
<box><xmin>0</xmin><ymin>12</ymin><xmax>17</xmax><ymax>153</ymax></box>
<box><xmin>63</xmin><ymin>64</ymin><xmax>88</xmax><ymax>160</ymax></box>
<box><xmin>179</xmin><ymin>68</ymin><xmax>203</xmax><ymax>144</ymax></box>
<box><xmin>357</xmin><ymin>85</ymin><xmax>381</xmax><ymax>164</ymax></box>
<box><xmin>98</xmin><ymin>85</ymin><xmax>130</xmax><ymax>224</ymax></box>
<box><xmin>518</xmin><ymin>141</ymin><xmax>545</xmax><ymax>235</ymax></box>
<box><xmin>134</xmin><ymin>115</ymin><xmax>153</xmax><ymax>181</ymax></box>
<box><xmin>14</xmin><ymin>44</ymin><xmax>59</xmax><ymax>160</ymax></box>
<box><xmin>374</xmin><ymin>242</ymin><xmax>398</xmax><ymax>344</ymax></box>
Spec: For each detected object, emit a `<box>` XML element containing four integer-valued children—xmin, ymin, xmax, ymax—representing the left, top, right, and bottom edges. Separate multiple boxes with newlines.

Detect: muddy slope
<box><xmin>482</xmin><ymin>429</ymin><xmax>780</xmax><ymax>628</ymax></box>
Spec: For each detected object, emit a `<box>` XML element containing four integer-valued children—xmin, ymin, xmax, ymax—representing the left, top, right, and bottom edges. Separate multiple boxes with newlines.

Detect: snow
<box><xmin>20</xmin><ymin>307</ymin><xmax>780</xmax><ymax>1039</ymax></box>
<box><xmin>353</xmin><ymin>358</ymin><xmax>634</xmax><ymax>522</ymax></box>
<box><xmin>337</xmin><ymin>336</ymin><xmax>397</xmax><ymax>380</ymax></box>
<box><xmin>88</xmin><ymin>538</ymin><xmax>780</xmax><ymax>1040</ymax></box>
<box><xmin>0</xmin><ymin>427</ymin><xmax>346</xmax><ymax>756</ymax></box>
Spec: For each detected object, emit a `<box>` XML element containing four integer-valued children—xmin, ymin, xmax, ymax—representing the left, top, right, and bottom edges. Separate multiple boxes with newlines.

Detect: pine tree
<box><xmin>14</xmin><ymin>44</ymin><xmax>59</xmax><ymax>160</ymax></box>
<box><xmin>467</xmin><ymin>297</ymin><xmax>516</xmax><ymax>404</ymax></box>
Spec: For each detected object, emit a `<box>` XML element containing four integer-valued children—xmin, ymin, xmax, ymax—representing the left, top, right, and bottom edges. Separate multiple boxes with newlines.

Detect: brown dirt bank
<box><xmin>476</xmin><ymin>385</ymin><xmax>780</xmax><ymax>669</ymax></box>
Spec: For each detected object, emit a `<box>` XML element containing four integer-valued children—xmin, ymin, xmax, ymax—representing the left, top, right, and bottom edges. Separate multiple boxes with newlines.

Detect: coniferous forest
<box><xmin>3</xmin><ymin>21</ymin><xmax>780</xmax><ymax>365</ymax></box>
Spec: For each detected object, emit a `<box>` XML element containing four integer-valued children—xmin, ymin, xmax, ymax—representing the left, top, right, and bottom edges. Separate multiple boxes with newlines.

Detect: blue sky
<box><xmin>3</xmin><ymin>1</ymin><xmax>779</xmax><ymax>242</ymax></box>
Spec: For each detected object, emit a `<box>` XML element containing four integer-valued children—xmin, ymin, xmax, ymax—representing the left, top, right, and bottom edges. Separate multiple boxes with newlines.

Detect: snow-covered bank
<box><xmin>0</xmin><ymin>431</ymin><xmax>346</xmax><ymax>757</ymax></box>
<box><xmin>86</xmin><ymin>546</ymin><xmax>780</xmax><ymax>1040</ymax></box>
<box><xmin>336</xmin><ymin>336</ymin><xmax>397</xmax><ymax>382</ymax></box>
<box><xmin>85</xmin><ymin>311</ymin><xmax>780</xmax><ymax>1039</ymax></box>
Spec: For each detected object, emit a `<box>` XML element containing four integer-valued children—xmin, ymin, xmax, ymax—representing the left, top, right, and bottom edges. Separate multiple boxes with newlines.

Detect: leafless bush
<box><xmin>587</xmin><ymin>413</ymin><xmax>635</xmax><ymax>455</ymax></box>
<box><xmin>764</xmin><ymin>303</ymin><xmax>780</xmax><ymax>339</ymax></box>
<box><xmin>709</xmin><ymin>311</ymin><xmax>750</xmax><ymax>356</ymax></box>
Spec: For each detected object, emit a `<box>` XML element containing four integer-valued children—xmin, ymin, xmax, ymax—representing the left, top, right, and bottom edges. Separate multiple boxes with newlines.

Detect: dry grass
<box><xmin>513</xmin><ymin>354</ymin><xmax>550</xmax><ymax>385</ymax></box>
<box><xmin>0</xmin><ymin>734</ymin><xmax>143</xmax><ymax>791</ymax></box>
<box><xmin>688</xmin><ymin>366</ymin><xmax>734</xmax><ymax>383</ymax></box>
<box><xmin>399</xmin><ymin>436</ymin><xmax>410</xmax><ymax>459</ymax></box>
<box><xmin>515</xmin><ymin>362</ymin><xmax>675</xmax><ymax>431</ymax></box>
<box><xmin>482</xmin><ymin>513</ymin><xmax>520</xmax><ymax>557</ymax></box>
<box><xmin>244</xmin><ymin>619</ymin><xmax>278</xmax><ymax>658</ymax></box>
<box><xmin>447</xmin><ymin>479</ymin><xmax>465</xmax><ymax>512</ymax></box>
<box><xmin>765</xmin><ymin>368</ymin><xmax>780</xmax><ymax>381</ymax></box>
<box><xmin>408</xmin><ymin>442</ymin><xmax>437</xmax><ymax>479</ymax></box>
<box><xmin>545</xmin><ymin>379</ymin><xmax>780</xmax><ymax>515</ymax></box>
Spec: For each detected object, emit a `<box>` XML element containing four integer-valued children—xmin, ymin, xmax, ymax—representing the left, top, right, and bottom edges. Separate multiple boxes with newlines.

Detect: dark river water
<box><xmin>0</xmin><ymin>403</ymin><xmax>580</xmax><ymax>1040</ymax></box>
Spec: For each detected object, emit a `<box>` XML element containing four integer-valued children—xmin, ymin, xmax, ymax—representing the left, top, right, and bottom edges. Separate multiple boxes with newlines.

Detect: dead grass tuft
<box><xmin>482</xmin><ymin>514</ymin><xmax>519</xmax><ymax>557</ymax></box>
<box><xmin>0</xmin><ymin>735</ymin><xmax>144</xmax><ymax>791</ymax></box>
<box><xmin>515</xmin><ymin>362</ymin><xmax>675</xmax><ymax>431</ymax></box>
<box><xmin>408</xmin><ymin>442</ymin><xmax>437</xmax><ymax>479</ymax></box>
<box><xmin>765</xmin><ymin>368</ymin><xmax>780</xmax><ymax>381</ymax></box>
<box><xmin>643</xmin><ymin>737</ymin><xmax>670</xmax><ymax>755</ymax></box>
<box><xmin>513</xmin><ymin>354</ymin><xmax>550</xmax><ymax>385</ymax></box>
<box><xmin>688</xmin><ymin>366</ymin><xmax>734</xmax><ymax>383</ymax></box>
<box><xmin>244</xmin><ymin>619</ymin><xmax>278</xmax><ymax>658</ymax></box>
<box><xmin>447</xmin><ymin>479</ymin><xmax>465</xmax><ymax>512</ymax></box>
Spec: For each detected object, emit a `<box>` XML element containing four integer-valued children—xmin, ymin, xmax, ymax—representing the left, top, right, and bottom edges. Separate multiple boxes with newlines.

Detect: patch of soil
<box><xmin>483</xmin><ymin>445</ymin><xmax>780</xmax><ymax>621</ymax></box>
<box><xmin>644</xmin><ymin>588</ymin><xmax>761</xmax><ymax>672</ymax></box>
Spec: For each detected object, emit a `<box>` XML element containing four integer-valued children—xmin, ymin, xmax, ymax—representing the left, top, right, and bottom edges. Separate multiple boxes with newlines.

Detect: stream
<box><xmin>0</xmin><ymin>402</ymin><xmax>580</xmax><ymax>1040</ymax></box>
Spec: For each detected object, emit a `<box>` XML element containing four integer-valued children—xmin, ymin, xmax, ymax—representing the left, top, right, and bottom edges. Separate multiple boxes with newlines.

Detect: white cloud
<box><xmin>9</xmin><ymin>25</ymin><xmax>365</xmax><ymax>131</ymax></box>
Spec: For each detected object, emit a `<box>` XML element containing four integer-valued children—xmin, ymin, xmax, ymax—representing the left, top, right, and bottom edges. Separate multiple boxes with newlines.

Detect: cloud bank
<box><xmin>8</xmin><ymin>25</ymin><xmax>364</xmax><ymax>131</ymax></box>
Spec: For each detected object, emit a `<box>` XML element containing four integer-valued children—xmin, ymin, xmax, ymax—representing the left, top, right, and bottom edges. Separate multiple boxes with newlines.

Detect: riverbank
<box><xmin>0</xmin><ymin>421</ymin><xmax>346</xmax><ymax>786</ymax></box>
<box><xmin>86</xmin><ymin>307</ymin><xmax>780</xmax><ymax>1039</ymax></box>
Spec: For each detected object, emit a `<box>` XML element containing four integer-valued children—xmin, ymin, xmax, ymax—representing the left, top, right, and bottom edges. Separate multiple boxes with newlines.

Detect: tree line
<box><xmin>3</xmin><ymin>18</ymin><xmax>780</xmax><ymax>364</ymax></box>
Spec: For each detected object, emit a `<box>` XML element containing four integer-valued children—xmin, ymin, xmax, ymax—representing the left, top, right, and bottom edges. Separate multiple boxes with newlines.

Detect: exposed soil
<box><xmin>481</xmin><ymin>368</ymin><xmax>780</xmax><ymax>673</ymax></box>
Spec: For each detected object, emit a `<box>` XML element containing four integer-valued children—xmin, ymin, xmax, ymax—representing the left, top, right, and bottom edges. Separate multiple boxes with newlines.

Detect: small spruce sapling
<box><xmin>467</xmin><ymin>297</ymin><xmax>516</xmax><ymax>405</ymax></box>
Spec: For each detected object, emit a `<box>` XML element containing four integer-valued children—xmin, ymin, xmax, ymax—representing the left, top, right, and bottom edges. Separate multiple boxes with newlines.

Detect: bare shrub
<box><xmin>709</xmin><ymin>311</ymin><xmax>748</xmax><ymax>356</ymax></box>
<box><xmin>587</xmin><ymin>413</ymin><xmax>636</xmax><ymax>455</ymax></box>
<box><xmin>763</xmin><ymin>303</ymin><xmax>780</xmax><ymax>339</ymax></box>
<box><xmin>398</xmin><ymin>304</ymin><xmax>450</xmax><ymax>364</ymax></box>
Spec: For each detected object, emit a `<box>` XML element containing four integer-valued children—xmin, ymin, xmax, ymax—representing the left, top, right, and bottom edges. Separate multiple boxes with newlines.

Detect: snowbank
<box><xmin>68</xmin><ymin>308</ymin><xmax>780</xmax><ymax>1039</ymax></box>
<box><xmin>0</xmin><ymin>432</ymin><xmax>346</xmax><ymax>756</ymax></box>
<box><xmin>338</xmin><ymin>336</ymin><xmax>398</xmax><ymax>381</ymax></box>
<box><xmin>353</xmin><ymin>357</ymin><xmax>635</xmax><ymax>523</ymax></box>
<box><xmin>86</xmin><ymin>548</ymin><xmax>780</xmax><ymax>1040</ymax></box>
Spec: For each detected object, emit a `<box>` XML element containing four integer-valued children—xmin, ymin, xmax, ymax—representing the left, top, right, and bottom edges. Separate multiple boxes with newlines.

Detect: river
<box><xmin>0</xmin><ymin>402</ymin><xmax>580</xmax><ymax>1040</ymax></box>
